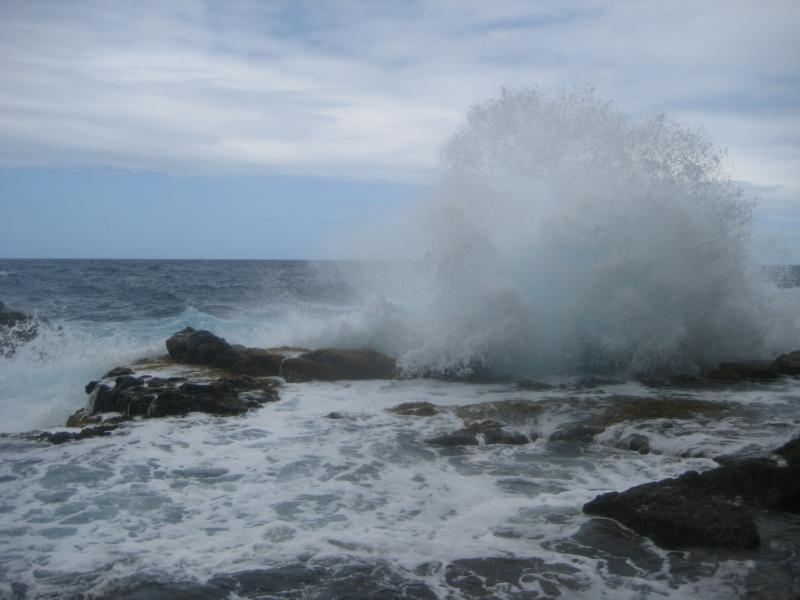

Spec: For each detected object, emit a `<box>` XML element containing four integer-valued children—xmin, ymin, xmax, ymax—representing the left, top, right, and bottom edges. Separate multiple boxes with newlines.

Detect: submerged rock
<box><xmin>427</xmin><ymin>420</ymin><xmax>531</xmax><ymax>447</ymax></box>
<box><xmin>281</xmin><ymin>348</ymin><xmax>396</xmax><ymax>382</ymax></box>
<box><xmin>455</xmin><ymin>399</ymin><xmax>543</xmax><ymax>424</ymax></box>
<box><xmin>549</xmin><ymin>423</ymin><xmax>606</xmax><ymax>443</ymax></box>
<box><xmin>774</xmin><ymin>351</ymin><xmax>800</xmax><ymax>376</ymax></box>
<box><xmin>776</xmin><ymin>435</ymin><xmax>800</xmax><ymax>466</ymax></box>
<box><xmin>583</xmin><ymin>459</ymin><xmax>800</xmax><ymax>550</ymax></box>
<box><xmin>389</xmin><ymin>402</ymin><xmax>441</xmax><ymax>416</ymax></box>
<box><xmin>166</xmin><ymin>327</ymin><xmax>284</xmax><ymax>376</ymax></box>
<box><xmin>36</xmin><ymin>425</ymin><xmax>119</xmax><ymax>444</ymax></box>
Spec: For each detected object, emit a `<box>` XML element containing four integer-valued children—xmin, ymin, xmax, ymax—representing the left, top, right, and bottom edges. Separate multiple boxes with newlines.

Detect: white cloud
<box><xmin>0</xmin><ymin>0</ymin><xmax>797</xmax><ymax>203</ymax></box>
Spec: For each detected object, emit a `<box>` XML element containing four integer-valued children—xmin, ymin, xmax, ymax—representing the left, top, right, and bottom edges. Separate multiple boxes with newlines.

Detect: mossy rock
<box><xmin>388</xmin><ymin>402</ymin><xmax>441</xmax><ymax>416</ymax></box>
<box><xmin>455</xmin><ymin>399</ymin><xmax>543</xmax><ymax>425</ymax></box>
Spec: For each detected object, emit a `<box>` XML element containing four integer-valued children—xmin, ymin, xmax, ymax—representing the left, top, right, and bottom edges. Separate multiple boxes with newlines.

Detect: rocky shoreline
<box><xmin>12</xmin><ymin>325</ymin><xmax>800</xmax><ymax>561</ymax></box>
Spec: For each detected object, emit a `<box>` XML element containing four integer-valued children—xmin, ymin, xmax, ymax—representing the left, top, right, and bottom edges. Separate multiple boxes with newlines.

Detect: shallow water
<box><xmin>1</xmin><ymin>376</ymin><xmax>798</xmax><ymax>599</ymax></box>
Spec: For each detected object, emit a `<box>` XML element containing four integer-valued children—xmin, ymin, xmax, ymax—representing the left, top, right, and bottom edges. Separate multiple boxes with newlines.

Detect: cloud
<box><xmin>0</xmin><ymin>0</ymin><xmax>798</xmax><ymax>201</ymax></box>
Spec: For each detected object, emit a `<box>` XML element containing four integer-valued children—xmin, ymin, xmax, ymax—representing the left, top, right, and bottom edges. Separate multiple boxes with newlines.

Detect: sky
<box><xmin>0</xmin><ymin>0</ymin><xmax>798</xmax><ymax>260</ymax></box>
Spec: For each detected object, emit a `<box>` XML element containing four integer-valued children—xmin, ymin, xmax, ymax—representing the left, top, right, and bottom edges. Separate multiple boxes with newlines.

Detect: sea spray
<box><xmin>308</xmin><ymin>87</ymin><xmax>799</xmax><ymax>377</ymax></box>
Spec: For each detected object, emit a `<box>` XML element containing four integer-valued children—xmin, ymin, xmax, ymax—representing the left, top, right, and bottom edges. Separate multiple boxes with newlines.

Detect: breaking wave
<box><xmin>308</xmin><ymin>87</ymin><xmax>800</xmax><ymax>377</ymax></box>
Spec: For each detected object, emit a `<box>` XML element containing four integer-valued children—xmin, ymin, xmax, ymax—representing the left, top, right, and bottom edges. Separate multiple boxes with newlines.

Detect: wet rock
<box><xmin>427</xmin><ymin>429</ymin><xmax>480</xmax><ymax>447</ymax></box>
<box><xmin>104</xmin><ymin>366</ymin><xmax>134</xmax><ymax>378</ymax></box>
<box><xmin>584</xmin><ymin>459</ymin><xmax>800</xmax><ymax>550</ymax></box>
<box><xmin>776</xmin><ymin>435</ymin><xmax>800</xmax><ymax>466</ymax></box>
<box><xmin>389</xmin><ymin>402</ymin><xmax>441</xmax><ymax>417</ymax></box>
<box><xmin>618</xmin><ymin>433</ymin><xmax>651</xmax><ymax>454</ymax></box>
<box><xmin>707</xmin><ymin>361</ymin><xmax>781</xmax><ymax>382</ymax></box>
<box><xmin>427</xmin><ymin>420</ymin><xmax>531</xmax><ymax>447</ymax></box>
<box><xmin>37</xmin><ymin>425</ymin><xmax>118</xmax><ymax>444</ymax></box>
<box><xmin>517</xmin><ymin>379</ymin><xmax>555</xmax><ymax>391</ymax></box>
<box><xmin>165</xmin><ymin>327</ymin><xmax>284</xmax><ymax>376</ymax></box>
<box><xmin>600</xmin><ymin>396</ymin><xmax>726</xmax><ymax>425</ymax></box>
<box><xmin>584</xmin><ymin>474</ymin><xmax>760</xmax><ymax>550</ymax></box>
<box><xmin>549</xmin><ymin>423</ymin><xmax>606</xmax><ymax>443</ymax></box>
<box><xmin>455</xmin><ymin>399</ymin><xmax>543</xmax><ymax>424</ymax></box>
<box><xmin>281</xmin><ymin>348</ymin><xmax>396</xmax><ymax>382</ymax></box>
<box><xmin>714</xmin><ymin>445</ymin><xmax>778</xmax><ymax>466</ymax></box>
<box><xmin>85</xmin><ymin>372</ymin><xmax>279</xmax><ymax>419</ymax></box>
<box><xmin>773</xmin><ymin>351</ymin><xmax>800</xmax><ymax>376</ymax></box>
<box><xmin>445</xmin><ymin>557</ymin><xmax>583</xmax><ymax>598</ymax></box>
<box><xmin>102</xmin><ymin>563</ymin><xmax>437</xmax><ymax>600</ymax></box>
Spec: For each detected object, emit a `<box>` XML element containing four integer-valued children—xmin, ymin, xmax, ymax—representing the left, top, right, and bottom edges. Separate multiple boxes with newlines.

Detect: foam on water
<box><xmin>2</xmin><ymin>378</ymin><xmax>798</xmax><ymax>598</ymax></box>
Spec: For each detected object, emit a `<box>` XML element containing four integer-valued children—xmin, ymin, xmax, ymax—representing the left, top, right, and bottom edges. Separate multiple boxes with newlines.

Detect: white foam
<box><xmin>2</xmin><ymin>378</ymin><xmax>797</xmax><ymax>597</ymax></box>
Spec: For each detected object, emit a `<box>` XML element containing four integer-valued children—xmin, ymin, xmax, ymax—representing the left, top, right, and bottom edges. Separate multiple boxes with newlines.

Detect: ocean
<box><xmin>0</xmin><ymin>259</ymin><xmax>799</xmax><ymax>599</ymax></box>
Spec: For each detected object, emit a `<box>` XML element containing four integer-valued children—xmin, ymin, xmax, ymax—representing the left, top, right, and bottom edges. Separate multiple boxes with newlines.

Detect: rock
<box><xmin>600</xmin><ymin>396</ymin><xmax>726</xmax><ymax>425</ymax></box>
<box><xmin>104</xmin><ymin>366</ymin><xmax>134</xmax><ymax>378</ymax></box>
<box><xmin>707</xmin><ymin>361</ymin><xmax>781</xmax><ymax>382</ymax></box>
<box><xmin>37</xmin><ymin>425</ymin><xmax>118</xmax><ymax>444</ymax></box>
<box><xmin>427</xmin><ymin>429</ymin><xmax>480</xmax><ymax>447</ymax></box>
<box><xmin>583</xmin><ymin>459</ymin><xmax>800</xmax><ymax>550</ymax></box>
<box><xmin>0</xmin><ymin>301</ymin><xmax>31</xmax><ymax>328</ymax></box>
<box><xmin>517</xmin><ymin>379</ymin><xmax>555</xmax><ymax>391</ymax></box>
<box><xmin>87</xmin><ymin>372</ymin><xmax>279</xmax><ymax>419</ymax></box>
<box><xmin>775</xmin><ymin>435</ymin><xmax>800</xmax><ymax>466</ymax></box>
<box><xmin>584</xmin><ymin>473</ymin><xmax>760</xmax><ymax>550</ymax></box>
<box><xmin>165</xmin><ymin>327</ymin><xmax>284</xmax><ymax>376</ymax></box>
<box><xmin>618</xmin><ymin>433</ymin><xmax>651</xmax><ymax>454</ymax></box>
<box><xmin>550</xmin><ymin>423</ymin><xmax>606</xmax><ymax>443</ymax></box>
<box><xmin>773</xmin><ymin>351</ymin><xmax>800</xmax><ymax>376</ymax></box>
<box><xmin>427</xmin><ymin>420</ymin><xmax>531</xmax><ymax>447</ymax></box>
<box><xmin>455</xmin><ymin>399</ymin><xmax>543</xmax><ymax>424</ymax></box>
<box><xmin>389</xmin><ymin>402</ymin><xmax>441</xmax><ymax>416</ymax></box>
<box><xmin>281</xmin><ymin>348</ymin><xmax>396</xmax><ymax>382</ymax></box>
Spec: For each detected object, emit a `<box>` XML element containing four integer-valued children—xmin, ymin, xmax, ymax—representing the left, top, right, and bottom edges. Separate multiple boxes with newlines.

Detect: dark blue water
<box><xmin>0</xmin><ymin>259</ymin><xmax>363</xmax><ymax>322</ymax></box>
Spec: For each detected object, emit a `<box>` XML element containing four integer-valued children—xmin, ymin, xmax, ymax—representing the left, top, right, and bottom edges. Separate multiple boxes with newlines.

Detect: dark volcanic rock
<box><xmin>445</xmin><ymin>557</ymin><xmax>583</xmax><ymax>598</ymax></box>
<box><xmin>549</xmin><ymin>423</ymin><xmax>606</xmax><ymax>443</ymax></box>
<box><xmin>707</xmin><ymin>361</ymin><xmax>781</xmax><ymax>382</ymax></box>
<box><xmin>104</xmin><ymin>366</ymin><xmax>134</xmax><ymax>378</ymax></box>
<box><xmin>776</xmin><ymin>435</ymin><xmax>800</xmax><ymax>466</ymax></box>
<box><xmin>165</xmin><ymin>327</ymin><xmax>284</xmax><ymax>376</ymax></box>
<box><xmin>389</xmin><ymin>402</ymin><xmax>441</xmax><ymax>417</ymax></box>
<box><xmin>774</xmin><ymin>351</ymin><xmax>800</xmax><ymax>376</ymax></box>
<box><xmin>584</xmin><ymin>473</ymin><xmax>760</xmax><ymax>550</ymax></box>
<box><xmin>84</xmin><ymin>373</ymin><xmax>279</xmax><ymax>419</ymax></box>
<box><xmin>281</xmin><ymin>348</ymin><xmax>396</xmax><ymax>382</ymax></box>
<box><xmin>101</xmin><ymin>562</ymin><xmax>437</xmax><ymax>600</ymax></box>
<box><xmin>427</xmin><ymin>420</ymin><xmax>530</xmax><ymax>447</ymax></box>
<box><xmin>584</xmin><ymin>459</ymin><xmax>800</xmax><ymax>550</ymax></box>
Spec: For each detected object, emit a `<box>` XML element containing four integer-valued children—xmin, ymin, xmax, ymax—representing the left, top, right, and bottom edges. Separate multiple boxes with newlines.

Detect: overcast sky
<box><xmin>0</xmin><ymin>0</ymin><xmax>798</xmax><ymax>259</ymax></box>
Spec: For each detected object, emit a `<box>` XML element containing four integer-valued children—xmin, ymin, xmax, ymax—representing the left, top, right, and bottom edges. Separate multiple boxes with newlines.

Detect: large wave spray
<box><xmin>309</xmin><ymin>88</ymin><xmax>799</xmax><ymax>377</ymax></box>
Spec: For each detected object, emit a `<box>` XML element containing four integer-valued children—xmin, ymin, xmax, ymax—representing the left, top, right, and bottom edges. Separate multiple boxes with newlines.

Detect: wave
<box><xmin>0</xmin><ymin>305</ymin><xmax>285</xmax><ymax>432</ymax></box>
<box><xmin>308</xmin><ymin>87</ymin><xmax>800</xmax><ymax>377</ymax></box>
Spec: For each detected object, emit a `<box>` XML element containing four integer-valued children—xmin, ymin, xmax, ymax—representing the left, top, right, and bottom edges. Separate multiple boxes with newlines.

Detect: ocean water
<box><xmin>1</xmin><ymin>259</ymin><xmax>799</xmax><ymax>599</ymax></box>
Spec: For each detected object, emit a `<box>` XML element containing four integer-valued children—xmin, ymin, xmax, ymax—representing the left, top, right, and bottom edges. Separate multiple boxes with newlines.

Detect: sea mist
<box><xmin>303</xmin><ymin>88</ymin><xmax>799</xmax><ymax>377</ymax></box>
